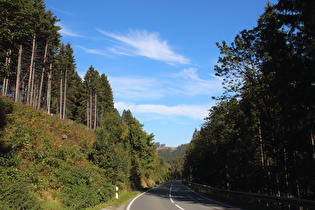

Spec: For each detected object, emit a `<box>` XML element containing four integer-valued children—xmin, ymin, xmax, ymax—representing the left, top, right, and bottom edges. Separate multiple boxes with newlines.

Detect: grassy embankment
<box><xmin>0</xmin><ymin>96</ymin><xmax>138</xmax><ymax>209</ymax></box>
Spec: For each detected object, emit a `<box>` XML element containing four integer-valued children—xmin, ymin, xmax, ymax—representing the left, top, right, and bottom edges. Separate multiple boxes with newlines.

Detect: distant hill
<box><xmin>156</xmin><ymin>144</ymin><xmax>188</xmax><ymax>179</ymax></box>
<box><xmin>156</xmin><ymin>146</ymin><xmax>177</xmax><ymax>151</ymax></box>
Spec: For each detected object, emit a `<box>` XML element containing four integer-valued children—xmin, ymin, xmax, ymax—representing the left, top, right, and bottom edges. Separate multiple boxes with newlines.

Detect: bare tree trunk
<box><xmin>59</xmin><ymin>71</ymin><xmax>63</xmax><ymax>119</ymax></box>
<box><xmin>21</xmin><ymin>81</ymin><xmax>25</xmax><ymax>102</ymax></box>
<box><xmin>38</xmin><ymin>41</ymin><xmax>48</xmax><ymax>109</ymax></box>
<box><xmin>94</xmin><ymin>93</ymin><xmax>97</xmax><ymax>129</ymax></box>
<box><xmin>311</xmin><ymin>130</ymin><xmax>315</xmax><ymax>159</ymax></box>
<box><xmin>90</xmin><ymin>93</ymin><xmax>92</xmax><ymax>129</ymax></box>
<box><xmin>4</xmin><ymin>79</ymin><xmax>8</xmax><ymax>97</ymax></box>
<box><xmin>2</xmin><ymin>79</ymin><xmax>5</xmax><ymax>95</ymax></box>
<box><xmin>27</xmin><ymin>34</ymin><xmax>36</xmax><ymax>104</ymax></box>
<box><xmin>46</xmin><ymin>63</ymin><xmax>52</xmax><ymax>114</ymax></box>
<box><xmin>87</xmin><ymin>100</ymin><xmax>89</xmax><ymax>129</ymax></box>
<box><xmin>30</xmin><ymin>61</ymin><xmax>36</xmax><ymax>107</ymax></box>
<box><xmin>4</xmin><ymin>50</ymin><xmax>11</xmax><ymax>97</ymax></box>
<box><xmin>258</xmin><ymin>118</ymin><xmax>265</xmax><ymax>169</ymax></box>
<box><xmin>33</xmin><ymin>84</ymin><xmax>38</xmax><ymax>109</ymax></box>
<box><xmin>2</xmin><ymin>78</ymin><xmax>4</xmax><ymax>95</ymax></box>
<box><xmin>15</xmin><ymin>46</ymin><xmax>22</xmax><ymax>102</ymax></box>
<box><xmin>63</xmin><ymin>69</ymin><xmax>67</xmax><ymax>119</ymax></box>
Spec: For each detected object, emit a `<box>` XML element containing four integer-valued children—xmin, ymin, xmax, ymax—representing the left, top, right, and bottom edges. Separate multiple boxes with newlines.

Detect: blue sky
<box><xmin>45</xmin><ymin>0</ymin><xmax>278</xmax><ymax>147</ymax></box>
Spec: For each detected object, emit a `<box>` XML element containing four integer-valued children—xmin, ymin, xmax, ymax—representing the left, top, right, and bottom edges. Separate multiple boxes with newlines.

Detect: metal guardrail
<box><xmin>183</xmin><ymin>180</ymin><xmax>315</xmax><ymax>209</ymax></box>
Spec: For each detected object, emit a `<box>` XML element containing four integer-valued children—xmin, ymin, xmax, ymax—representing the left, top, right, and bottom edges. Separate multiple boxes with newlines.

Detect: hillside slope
<box><xmin>0</xmin><ymin>96</ymin><xmax>113</xmax><ymax>209</ymax></box>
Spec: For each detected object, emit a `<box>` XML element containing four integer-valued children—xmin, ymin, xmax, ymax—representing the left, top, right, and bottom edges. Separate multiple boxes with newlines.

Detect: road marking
<box><xmin>175</xmin><ymin>204</ymin><xmax>185</xmax><ymax>210</ymax></box>
<box><xmin>170</xmin><ymin>182</ymin><xmax>185</xmax><ymax>210</ymax></box>
<box><xmin>126</xmin><ymin>183</ymin><xmax>166</xmax><ymax>210</ymax></box>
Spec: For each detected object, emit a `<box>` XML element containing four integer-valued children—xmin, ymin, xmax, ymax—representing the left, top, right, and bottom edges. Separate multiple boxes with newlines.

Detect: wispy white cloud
<box><xmin>108</xmin><ymin>76</ymin><xmax>163</xmax><ymax>101</ymax></box>
<box><xmin>115</xmin><ymin>101</ymin><xmax>211</xmax><ymax>121</ymax></box>
<box><xmin>108</xmin><ymin>68</ymin><xmax>223</xmax><ymax>102</ymax></box>
<box><xmin>97</xmin><ymin>28</ymin><xmax>191</xmax><ymax>65</ymax></box>
<box><xmin>56</xmin><ymin>22</ymin><xmax>82</xmax><ymax>37</ymax></box>
<box><xmin>47</xmin><ymin>4</ymin><xmax>75</xmax><ymax>16</ymax></box>
<box><xmin>170</xmin><ymin>68</ymin><xmax>224</xmax><ymax>96</ymax></box>
<box><xmin>77</xmin><ymin>46</ymin><xmax>109</xmax><ymax>57</ymax></box>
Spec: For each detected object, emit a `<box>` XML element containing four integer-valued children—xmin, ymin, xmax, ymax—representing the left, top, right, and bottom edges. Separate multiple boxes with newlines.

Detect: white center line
<box><xmin>169</xmin><ymin>182</ymin><xmax>185</xmax><ymax>210</ymax></box>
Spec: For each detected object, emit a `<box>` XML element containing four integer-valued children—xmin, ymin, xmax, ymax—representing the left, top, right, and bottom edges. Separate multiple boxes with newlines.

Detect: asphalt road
<box><xmin>126</xmin><ymin>180</ymin><xmax>240</xmax><ymax>210</ymax></box>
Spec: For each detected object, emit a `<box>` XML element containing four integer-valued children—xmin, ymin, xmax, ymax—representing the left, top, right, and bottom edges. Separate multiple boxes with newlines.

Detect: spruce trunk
<box><xmin>63</xmin><ymin>69</ymin><xmax>67</xmax><ymax>119</ymax></box>
<box><xmin>90</xmin><ymin>93</ymin><xmax>92</xmax><ymax>129</ymax></box>
<box><xmin>87</xmin><ymin>100</ymin><xmax>89</xmax><ymax>129</ymax></box>
<box><xmin>27</xmin><ymin>34</ymin><xmax>36</xmax><ymax>104</ymax></box>
<box><xmin>59</xmin><ymin>72</ymin><xmax>63</xmax><ymax>119</ymax></box>
<box><xmin>94</xmin><ymin>93</ymin><xmax>97</xmax><ymax>129</ymax></box>
<box><xmin>46</xmin><ymin>63</ymin><xmax>52</xmax><ymax>114</ymax></box>
<box><xmin>15</xmin><ymin>46</ymin><xmax>22</xmax><ymax>102</ymax></box>
<box><xmin>37</xmin><ymin>41</ymin><xmax>48</xmax><ymax>109</ymax></box>
<box><xmin>30</xmin><ymin>62</ymin><xmax>36</xmax><ymax>107</ymax></box>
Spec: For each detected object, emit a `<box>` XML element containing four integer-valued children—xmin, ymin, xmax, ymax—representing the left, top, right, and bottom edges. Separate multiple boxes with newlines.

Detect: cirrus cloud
<box><xmin>115</xmin><ymin>101</ymin><xmax>211</xmax><ymax>121</ymax></box>
<box><xmin>108</xmin><ymin>68</ymin><xmax>224</xmax><ymax>101</ymax></box>
<box><xmin>97</xmin><ymin>28</ymin><xmax>191</xmax><ymax>65</ymax></box>
<box><xmin>56</xmin><ymin>22</ymin><xmax>82</xmax><ymax>37</ymax></box>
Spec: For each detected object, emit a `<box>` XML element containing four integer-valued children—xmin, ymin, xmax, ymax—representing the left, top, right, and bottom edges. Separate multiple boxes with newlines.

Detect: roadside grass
<box><xmin>86</xmin><ymin>190</ymin><xmax>141</xmax><ymax>210</ymax></box>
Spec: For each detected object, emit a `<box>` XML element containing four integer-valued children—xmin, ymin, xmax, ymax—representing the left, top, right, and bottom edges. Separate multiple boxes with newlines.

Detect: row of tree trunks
<box><xmin>3</xmin><ymin>50</ymin><xmax>11</xmax><ymax>97</ymax></box>
<box><xmin>37</xmin><ymin>41</ymin><xmax>48</xmax><ymax>109</ymax></box>
<box><xmin>27</xmin><ymin>34</ymin><xmax>36</xmax><ymax>105</ymax></box>
<box><xmin>86</xmin><ymin>93</ymin><xmax>97</xmax><ymax>129</ymax></box>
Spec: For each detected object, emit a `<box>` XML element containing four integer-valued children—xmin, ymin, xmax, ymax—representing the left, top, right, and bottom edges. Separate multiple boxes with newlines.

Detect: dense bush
<box><xmin>54</xmin><ymin>164</ymin><xmax>114</xmax><ymax>208</ymax></box>
<box><xmin>0</xmin><ymin>167</ymin><xmax>41</xmax><ymax>210</ymax></box>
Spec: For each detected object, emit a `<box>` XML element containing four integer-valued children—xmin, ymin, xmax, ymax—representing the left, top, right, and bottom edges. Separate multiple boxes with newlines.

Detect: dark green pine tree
<box><xmin>185</xmin><ymin>1</ymin><xmax>314</xmax><ymax>199</ymax></box>
<box><xmin>98</xmin><ymin>73</ymin><xmax>114</xmax><ymax>125</ymax></box>
<box><xmin>83</xmin><ymin>65</ymin><xmax>100</xmax><ymax>129</ymax></box>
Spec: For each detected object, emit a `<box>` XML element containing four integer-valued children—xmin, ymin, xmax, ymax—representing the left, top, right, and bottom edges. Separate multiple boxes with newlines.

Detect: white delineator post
<box><xmin>116</xmin><ymin>186</ymin><xmax>119</xmax><ymax>199</ymax></box>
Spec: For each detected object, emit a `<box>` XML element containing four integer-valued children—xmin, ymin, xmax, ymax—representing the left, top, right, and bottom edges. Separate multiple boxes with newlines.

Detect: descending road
<box><xmin>126</xmin><ymin>180</ymin><xmax>240</xmax><ymax>210</ymax></box>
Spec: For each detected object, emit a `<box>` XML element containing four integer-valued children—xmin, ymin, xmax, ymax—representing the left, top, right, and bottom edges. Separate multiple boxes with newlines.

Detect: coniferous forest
<box><xmin>0</xmin><ymin>0</ymin><xmax>170</xmax><ymax>208</ymax></box>
<box><xmin>184</xmin><ymin>0</ymin><xmax>315</xmax><ymax>200</ymax></box>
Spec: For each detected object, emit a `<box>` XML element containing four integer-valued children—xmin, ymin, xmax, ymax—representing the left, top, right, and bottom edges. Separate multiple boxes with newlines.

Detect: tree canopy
<box><xmin>184</xmin><ymin>0</ymin><xmax>314</xmax><ymax>200</ymax></box>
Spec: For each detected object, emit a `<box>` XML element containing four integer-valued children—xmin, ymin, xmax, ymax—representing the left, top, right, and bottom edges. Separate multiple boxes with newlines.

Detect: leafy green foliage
<box><xmin>0</xmin><ymin>96</ymin><xmax>118</xmax><ymax>208</ymax></box>
<box><xmin>91</xmin><ymin>109</ymin><xmax>164</xmax><ymax>190</ymax></box>
<box><xmin>0</xmin><ymin>169</ymin><xmax>41</xmax><ymax>210</ymax></box>
<box><xmin>54</xmin><ymin>164</ymin><xmax>113</xmax><ymax>208</ymax></box>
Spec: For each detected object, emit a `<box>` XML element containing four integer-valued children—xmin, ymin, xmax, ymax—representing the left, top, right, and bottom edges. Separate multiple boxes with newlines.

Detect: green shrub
<box><xmin>0</xmin><ymin>168</ymin><xmax>41</xmax><ymax>210</ymax></box>
<box><xmin>54</xmin><ymin>164</ymin><xmax>114</xmax><ymax>208</ymax></box>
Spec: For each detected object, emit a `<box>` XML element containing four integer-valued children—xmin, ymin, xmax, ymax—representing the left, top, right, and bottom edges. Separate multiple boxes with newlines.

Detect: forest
<box><xmin>0</xmin><ymin>0</ymin><xmax>170</xmax><ymax>209</ymax></box>
<box><xmin>184</xmin><ymin>0</ymin><xmax>315</xmax><ymax>200</ymax></box>
<box><xmin>157</xmin><ymin>143</ymin><xmax>188</xmax><ymax>180</ymax></box>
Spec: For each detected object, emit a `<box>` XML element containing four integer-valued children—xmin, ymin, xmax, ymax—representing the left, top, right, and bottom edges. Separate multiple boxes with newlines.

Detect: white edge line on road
<box><xmin>175</xmin><ymin>204</ymin><xmax>185</xmax><ymax>210</ymax></box>
<box><xmin>126</xmin><ymin>191</ymin><xmax>147</xmax><ymax>210</ymax></box>
<box><xmin>126</xmin><ymin>183</ymin><xmax>166</xmax><ymax>210</ymax></box>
